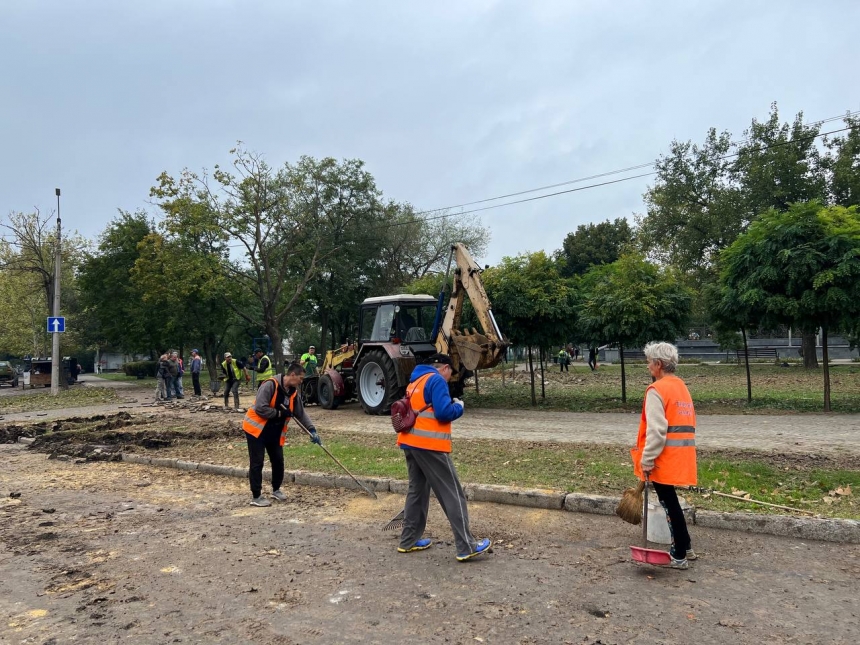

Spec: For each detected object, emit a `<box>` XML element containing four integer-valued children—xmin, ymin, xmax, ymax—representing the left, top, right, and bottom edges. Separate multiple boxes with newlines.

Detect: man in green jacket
<box><xmin>300</xmin><ymin>346</ymin><xmax>318</xmax><ymax>377</ymax></box>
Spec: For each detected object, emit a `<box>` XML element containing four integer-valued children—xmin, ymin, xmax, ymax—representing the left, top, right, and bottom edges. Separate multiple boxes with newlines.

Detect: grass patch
<box><xmin>464</xmin><ymin>363</ymin><xmax>860</xmax><ymax>414</ymax></box>
<box><xmin>174</xmin><ymin>428</ymin><xmax>859</xmax><ymax>519</ymax></box>
<box><xmin>0</xmin><ymin>387</ymin><xmax>120</xmax><ymax>414</ymax></box>
<box><xmin>93</xmin><ymin>373</ymin><xmax>146</xmax><ymax>382</ymax></box>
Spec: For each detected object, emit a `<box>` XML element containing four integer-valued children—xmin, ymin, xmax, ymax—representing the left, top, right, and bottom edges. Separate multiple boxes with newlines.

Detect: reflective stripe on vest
<box><xmin>631</xmin><ymin>375</ymin><xmax>697</xmax><ymax>486</ymax></box>
<box><xmin>242</xmin><ymin>378</ymin><xmax>297</xmax><ymax>447</ymax></box>
<box><xmin>257</xmin><ymin>356</ymin><xmax>274</xmax><ymax>380</ymax></box>
<box><xmin>397</xmin><ymin>373</ymin><xmax>452</xmax><ymax>453</ymax></box>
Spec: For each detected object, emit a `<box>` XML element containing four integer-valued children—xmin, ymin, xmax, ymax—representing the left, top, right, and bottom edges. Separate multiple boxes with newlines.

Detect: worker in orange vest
<box><xmin>242</xmin><ymin>362</ymin><xmax>321</xmax><ymax>507</ymax></box>
<box><xmin>396</xmin><ymin>353</ymin><xmax>491</xmax><ymax>562</ymax></box>
<box><xmin>631</xmin><ymin>341</ymin><xmax>698</xmax><ymax>570</ymax></box>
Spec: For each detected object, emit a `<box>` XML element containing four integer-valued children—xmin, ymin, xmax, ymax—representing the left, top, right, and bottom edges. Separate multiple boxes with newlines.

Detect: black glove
<box><xmin>309</xmin><ymin>431</ymin><xmax>322</xmax><ymax>446</ymax></box>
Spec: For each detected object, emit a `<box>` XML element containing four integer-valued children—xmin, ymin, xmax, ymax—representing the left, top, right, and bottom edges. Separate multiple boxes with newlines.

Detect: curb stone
<box><xmin>466</xmin><ymin>484</ymin><xmax>565</xmax><ymax>510</ymax></box>
<box><xmin>20</xmin><ymin>441</ymin><xmax>858</xmax><ymax>545</ymax></box>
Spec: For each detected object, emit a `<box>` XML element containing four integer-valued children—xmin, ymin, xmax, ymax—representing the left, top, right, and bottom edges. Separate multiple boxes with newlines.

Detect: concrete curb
<box><xmin>16</xmin><ymin>440</ymin><xmax>859</xmax><ymax>545</ymax></box>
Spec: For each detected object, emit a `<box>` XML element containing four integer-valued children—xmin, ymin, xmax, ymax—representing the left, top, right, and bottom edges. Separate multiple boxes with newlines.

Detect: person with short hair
<box><xmin>300</xmin><ymin>346</ymin><xmax>318</xmax><ymax>377</ymax></box>
<box><xmin>631</xmin><ymin>341</ymin><xmax>698</xmax><ymax>570</ymax></box>
<box><xmin>221</xmin><ymin>352</ymin><xmax>242</xmax><ymax>410</ymax></box>
<box><xmin>190</xmin><ymin>349</ymin><xmax>202</xmax><ymax>397</ymax></box>
<box><xmin>171</xmin><ymin>351</ymin><xmax>185</xmax><ymax>399</ymax></box>
<box><xmin>155</xmin><ymin>353</ymin><xmax>170</xmax><ymax>401</ymax></box>
<box><xmin>252</xmin><ymin>348</ymin><xmax>274</xmax><ymax>386</ymax></box>
<box><xmin>396</xmin><ymin>353</ymin><xmax>492</xmax><ymax>562</ymax></box>
<box><xmin>242</xmin><ymin>362</ymin><xmax>321</xmax><ymax>506</ymax></box>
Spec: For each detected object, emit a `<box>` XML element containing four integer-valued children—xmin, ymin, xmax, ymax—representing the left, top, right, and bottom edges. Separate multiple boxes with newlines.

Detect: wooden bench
<box><xmin>735</xmin><ymin>348</ymin><xmax>778</xmax><ymax>362</ymax></box>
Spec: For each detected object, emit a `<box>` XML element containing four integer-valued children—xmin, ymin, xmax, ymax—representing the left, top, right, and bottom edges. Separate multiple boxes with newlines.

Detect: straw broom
<box><xmin>616</xmin><ymin>480</ymin><xmax>645</xmax><ymax>525</ymax></box>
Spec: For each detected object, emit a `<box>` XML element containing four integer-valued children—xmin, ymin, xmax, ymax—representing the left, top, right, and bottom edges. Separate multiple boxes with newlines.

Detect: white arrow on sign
<box><xmin>51</xmin><ymin>319</ymin><xmax>61</xmax><ymax>332</ymax></box>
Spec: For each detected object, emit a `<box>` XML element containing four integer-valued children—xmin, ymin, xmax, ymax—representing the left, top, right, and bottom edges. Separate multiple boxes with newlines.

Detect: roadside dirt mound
<box><xmin>29</xmin><ymin>415</ymin><xmax>238</xmax><ymax>461</ymax></box>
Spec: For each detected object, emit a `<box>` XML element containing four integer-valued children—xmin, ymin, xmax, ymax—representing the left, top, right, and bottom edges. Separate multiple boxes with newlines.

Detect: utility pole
<box><xmin>51</xmin><ymin>188</ymin><xmax>62</xmax><ymax>396</ymax></box>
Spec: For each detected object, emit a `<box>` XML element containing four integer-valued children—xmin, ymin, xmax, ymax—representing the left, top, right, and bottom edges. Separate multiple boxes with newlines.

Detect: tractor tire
<box><xmin>301</xmin><ymin>377</ymin><xmax>318</xmax><ymax>406</ymax></box>
<box><xmin>318</xmin><ymin>374</ymin><xmax>341</xmax><ymax>410</ymax></box>
<box><xmin>357</xmin><ymin>349</ymin><xmax>402</xmax><ymax>415</ymax></box>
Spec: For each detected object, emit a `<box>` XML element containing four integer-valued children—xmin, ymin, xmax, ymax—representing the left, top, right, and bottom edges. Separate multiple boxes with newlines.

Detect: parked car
<box><xmin>0</xmin><ymin>360</ymin><xmax>19</xmax><ymax>387</ymax></box>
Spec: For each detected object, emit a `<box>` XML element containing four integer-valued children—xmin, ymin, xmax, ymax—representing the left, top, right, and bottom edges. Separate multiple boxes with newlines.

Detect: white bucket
<box><xmin>646</xmin><ymin>501</ymin><xmax>672</xmax><ymax>544</ymax></box>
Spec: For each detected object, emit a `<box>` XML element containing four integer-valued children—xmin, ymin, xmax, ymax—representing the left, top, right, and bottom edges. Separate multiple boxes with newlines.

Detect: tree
<box><xmin>1</xmin><ymin>210</ymin><xmax>90</xmax><ymax>359</ymax></box>
<box><xmin>825</xmin><ymin>115</ymin><xmax>860</xmax><ymax>207</ymax></box>
<box><xmin>151</xmin><ymin>148</ymin><xmax>383</xmax><ymax>372</ymax></box>
<box><xmin>720</xmin><ymin>202</ymin><xmax>860</xmax><ymax>411</ymax></box>
<box><xmin>637</xmin><ymin>128</ymin><xmax>744</xmax><ymax>275</ymax></box>
<box><xmin>578</xmin><ymin>254</ymin><xmax>692</xmax><ymax>403</ymax></box>
<box><xmin>78</xmin><ymin>211</ymin><xmax>165</xmax><ymax>355</ymax></box>
<box><xmin>131</xmin><ymin>231</ymin><xmax>250</xmax><ymax>383</ymax></box>
<box><xmin>736</xmin><ymin>105</ymin><xmax>828</xmax><ymax>215</ymax></box>
<box><xmin>558</xmin><ymin>218</ymin><xmax>633</xmax><ymax>277</ymax></box>
<box><xmin>483</xmin><ymin>252</ymin><xmax>577</xmax><ymax>405</ymax></box>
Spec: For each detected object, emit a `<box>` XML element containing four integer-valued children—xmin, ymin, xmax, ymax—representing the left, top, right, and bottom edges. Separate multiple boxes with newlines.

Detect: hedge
<box><xmin>123</xmin><ymin>360</ymin><xmax>158</xmax><ymax>377</ymax></box>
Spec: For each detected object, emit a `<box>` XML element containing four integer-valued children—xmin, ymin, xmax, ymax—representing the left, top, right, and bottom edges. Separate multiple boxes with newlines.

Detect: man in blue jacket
<box><xmin>396</xmin><ymin>353</ymin><xmax>492</xmax><ymax>562</ymax></box>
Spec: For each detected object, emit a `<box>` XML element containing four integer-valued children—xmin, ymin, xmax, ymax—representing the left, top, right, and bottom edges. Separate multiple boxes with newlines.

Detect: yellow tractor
<box><xmin>303</xmin><ymin>243</ymin><xmax>509</xmax><ymax>414</ymax></box>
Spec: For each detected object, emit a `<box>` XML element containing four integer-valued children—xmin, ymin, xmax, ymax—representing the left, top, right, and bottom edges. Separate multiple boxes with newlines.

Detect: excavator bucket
<box><xmin>452</xmin><ymin>328</ymin><xmax>508</xmax><ymax>371</ymax></box>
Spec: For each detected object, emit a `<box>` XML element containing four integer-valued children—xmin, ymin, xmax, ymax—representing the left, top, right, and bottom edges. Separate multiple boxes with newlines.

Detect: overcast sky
<box><xmin>3</xmin><ymin>1</ymin><xmax>859</xmax><ymax>264</ymax></box>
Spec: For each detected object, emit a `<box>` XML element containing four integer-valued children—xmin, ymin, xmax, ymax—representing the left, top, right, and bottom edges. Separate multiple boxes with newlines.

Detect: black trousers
<box><xmin>192</xmin><ymin>372</ymin><xmax>201</xmax><ymax>396</ymax></box>
<box><xmin>652</xmin><ymin>482</ymin><xmax>691</xmax><ymax>559</ymax></box>
<box><xmin>560</xmin><ymin>362</ymin><xmax>569</xmax><ymax>372</ymax></box>
<box><xmin>246</xmin><ymin>429</ymin><xmax>285</xmax><ymax>498</ymax></box>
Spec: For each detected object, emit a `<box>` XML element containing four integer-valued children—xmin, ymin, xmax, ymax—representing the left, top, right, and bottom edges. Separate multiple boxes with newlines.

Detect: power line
<box><xmin>410</xmin><ymin>109</ymin><xmax>860</xmax><ymax>217</ymax></box>
<box><xmin>392</xmin><ymin>123</ymin><xmax>858</xmax><ymax>226</ymax></box>
<box><xmin>214</xmin><ymin>119</ymin><xmax>859</xmax><ymax>247</ymax></box>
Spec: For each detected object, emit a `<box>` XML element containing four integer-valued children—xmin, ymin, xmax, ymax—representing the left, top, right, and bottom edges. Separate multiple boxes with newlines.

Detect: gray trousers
<box><xmin>400</xmin><ymin>448</ymin><xmax>477</xmax><ymax>556</ymax></box>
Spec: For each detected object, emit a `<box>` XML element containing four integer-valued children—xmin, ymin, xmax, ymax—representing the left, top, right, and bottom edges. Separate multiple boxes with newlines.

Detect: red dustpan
<box><xmin>630</xmin><ymin>474</ymin><xmax>672</xmax><ymax>566</ymax></box>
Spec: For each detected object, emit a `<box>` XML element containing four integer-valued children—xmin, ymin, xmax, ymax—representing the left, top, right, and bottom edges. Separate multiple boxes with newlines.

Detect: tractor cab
<box><xmin>358</xmin><ymin>294</ymin><xmax>438</xmax><ymax>351</ymax></box>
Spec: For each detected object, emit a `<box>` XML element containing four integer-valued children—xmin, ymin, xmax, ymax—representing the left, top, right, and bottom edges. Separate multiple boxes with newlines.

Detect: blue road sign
<box><xmin>47</xmin><ymin>316</ymin><xmax>66</xmax><ymax>333</ymax></box>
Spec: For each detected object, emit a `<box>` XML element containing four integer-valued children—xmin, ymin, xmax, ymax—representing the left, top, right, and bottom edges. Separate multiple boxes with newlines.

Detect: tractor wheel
<box><xmin>318</xmin><ymin>374</ymin><xmax>341</xmax><ymax>410</ymax></box>
<box><xmin>357</xmin><ymin>349</ymin><xmax>401</xmax><ymax>415</ymax></box>
<box><xmin>301</xmin><ymin>377</ymin><xmax>318</xmax><ymax>405</ymax></box>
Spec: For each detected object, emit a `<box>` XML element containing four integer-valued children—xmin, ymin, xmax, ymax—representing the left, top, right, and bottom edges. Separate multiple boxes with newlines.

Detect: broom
<box><xmin>616</xmin><ymin>480</ymin><xmax>646</xmax><ymax>525</ymax></box>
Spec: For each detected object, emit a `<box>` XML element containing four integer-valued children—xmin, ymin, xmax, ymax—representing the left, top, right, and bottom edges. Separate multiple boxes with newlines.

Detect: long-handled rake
<box><xmin>283</xmin><ymin>405</ymin><xmax>378</xmax><ymax>500</ymax></box>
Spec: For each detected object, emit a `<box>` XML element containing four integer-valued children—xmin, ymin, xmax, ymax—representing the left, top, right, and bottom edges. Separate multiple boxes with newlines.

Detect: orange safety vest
<box><xmin>631</xmin><ymin>374</ymin><xmax>697</xmax><ymax>486</ymax></box>
<box><xmin>242</xmin><ymin>377</ymin><xmax>297</xmax><ymax>447</ymax></box>
<box><xmin>397</xmin><ymin>373</ymin><xmax>453</xmax><ymax>453</ymax></box>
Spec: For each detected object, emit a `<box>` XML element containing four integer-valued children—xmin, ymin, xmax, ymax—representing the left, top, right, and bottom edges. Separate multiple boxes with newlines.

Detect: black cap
<box><xmin>254</xmin><ymin>349</ymin><xmax>264</xmax><ymax>354</ymax></box>
<box><xmin>425</xmin><ymin>353</ymin><xmax>453</xmax><ymax>367</ymax></box>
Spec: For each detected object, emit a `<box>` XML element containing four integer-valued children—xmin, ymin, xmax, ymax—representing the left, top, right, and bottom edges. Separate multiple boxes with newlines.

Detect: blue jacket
<box><xmin>408</xmin><ymin>364</ymin><xmax>463</xmax><ymax>424</ymax></box>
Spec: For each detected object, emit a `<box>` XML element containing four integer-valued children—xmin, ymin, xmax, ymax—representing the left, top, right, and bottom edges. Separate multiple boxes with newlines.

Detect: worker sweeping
<box><xmin>242</xmin><ymin>361</ymin><xmax>321</xmax><ymax>507</ymax></box>
<box><xmin>396</xmin><ymin>353</ymin><xmax>491</xmax><ymax>562</ymax></box>
<box><xmin>631</xmin><ymin>341</ymin><xmax>698</xmax><ymax>569</ymax></box>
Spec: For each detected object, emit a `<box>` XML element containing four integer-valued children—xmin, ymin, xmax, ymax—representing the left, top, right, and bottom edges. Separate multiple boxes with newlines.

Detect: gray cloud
<box><xmin>2</xmin><ymin>1</ymin><xmax>858</xmax><ymax>262</ymax></box>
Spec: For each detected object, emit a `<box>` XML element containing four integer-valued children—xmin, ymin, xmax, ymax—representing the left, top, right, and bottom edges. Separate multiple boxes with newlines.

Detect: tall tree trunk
<box><xmin>742</xmin><ymin>327</ymin><xmax>752</xmax><ymax>403</ymax></box>
<box><xmin>268</xmin><ymin>326</ymin><xmax>284</xmax><ymax>373</ymax></box>
<box><xmin>528</xmin><ymin>345</ymin><xmax>536</xmax><ymax>406</ymax></box>
<box><xmin>802</xmin><ymin>332</ymin><xmax>818</xmax><ymax>369</ymax></box>
<box><xmin>822</xmin><ymin>324</ymin><xmax>831</xmax><ymax>412</ymax></box>
<box><xmin>320</xmin><ymin>309</ymin><xmax>330</xmax><ymax>354</ymax></box>
<box><xmin>539</xmin><ymin>346</ymin><xmax>546</xmax><ymax>400</ymax></box>
<box><xmin>619</xmin><ymin>342</ymin><xmax>627</xmax><ymax>403</ymax></box>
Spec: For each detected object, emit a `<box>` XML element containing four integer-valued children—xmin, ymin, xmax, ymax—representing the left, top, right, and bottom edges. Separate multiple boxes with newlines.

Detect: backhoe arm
<box><xmin>436</xmin><ymin>243</ymin><xmax>509</xmax><ymax>371</ymax></box>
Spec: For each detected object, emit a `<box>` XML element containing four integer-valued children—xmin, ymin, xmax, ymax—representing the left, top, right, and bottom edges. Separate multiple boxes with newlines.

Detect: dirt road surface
<box><xmin>2</xmin><ymin>444</ymin><xmax>858</xmax><ymax>644</ymax></box>
<box><xmin>4</xmin><ymin>385</ymin><xmax>860</xmax><ymax>456</ymax></box>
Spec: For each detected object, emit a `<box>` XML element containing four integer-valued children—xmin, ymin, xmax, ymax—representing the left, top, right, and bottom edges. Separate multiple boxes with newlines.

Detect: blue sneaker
<box><xmin>456</xmin><ymin>538</ymin><xmax>492</xmax><ymax>562</ymax></box>
<box><xmin>398</xmin><ymin>538</ymin><xmax>432</xmax><ymax>553</ymax></box>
